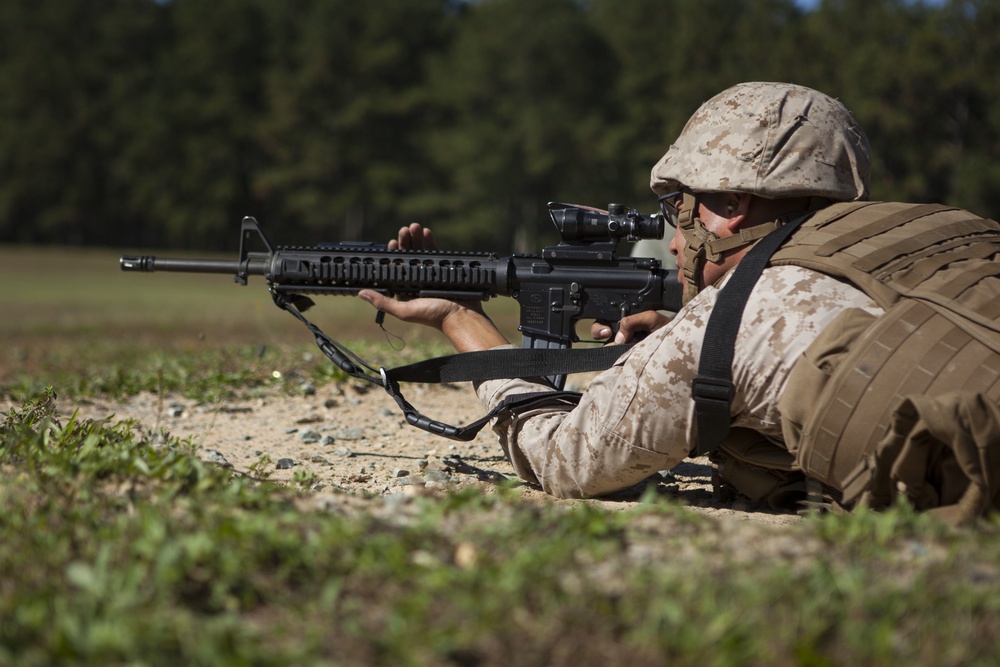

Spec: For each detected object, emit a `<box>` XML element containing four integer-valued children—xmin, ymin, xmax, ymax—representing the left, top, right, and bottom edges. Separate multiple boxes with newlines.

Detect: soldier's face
<box><xmin>669</xmin><ymin>225</ymin><xmax>686</xmax><ymax>275</ymax></box>
<box><xmin>668</xmin><ymin>193</ymin><xmax>744</xmax><ymax>289</ymax></box>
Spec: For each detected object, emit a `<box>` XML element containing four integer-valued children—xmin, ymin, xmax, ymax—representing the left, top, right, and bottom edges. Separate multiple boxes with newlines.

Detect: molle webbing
<box><xmin>772</xmin><ymin>202</ymin><xmax>1000</xmax><ymax>320</ymax></box>
<box><xmin>812</xmin><ymin>203</ymin><xmax>955</xmax><ymax>256</ymax></box>
<box><xmin>796</xmin><ymin>300</ymin><xmax>1000</xmax><ymax>487</ymax></box>
<box><xmin>850</xmin><ymin>216</ymin><xmax>993</xmax><ymax>273</ymax></box>
<box><xmin>774</xmin><ymin>202</ymin><xmax>1000</xmax><ymax>489</ymax></box>
<box><xmin>882</xmin><ymin>235</ymin><xmax>1000</xmax><ymax>289</ymax></box>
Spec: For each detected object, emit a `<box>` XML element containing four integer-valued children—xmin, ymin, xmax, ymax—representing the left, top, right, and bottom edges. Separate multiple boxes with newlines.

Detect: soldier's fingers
<box><xmin>420</xmin><ymin>226</ymin><xmax>439</xmax><ymax>251</ymax></box>
<box><xmin>591</xmin><ymin>321</ymin><xmax>613</xmax><ymax>340</ymax></box>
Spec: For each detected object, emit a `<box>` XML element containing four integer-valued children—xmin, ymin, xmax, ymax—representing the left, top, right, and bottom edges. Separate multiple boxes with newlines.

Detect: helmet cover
<box><xmin>651</xmin><ymin>82</ymin><xmax>870</xmax><ymax>201</ymax></box>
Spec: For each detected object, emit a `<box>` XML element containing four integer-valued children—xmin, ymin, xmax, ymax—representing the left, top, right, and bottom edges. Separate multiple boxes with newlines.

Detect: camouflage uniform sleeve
<box><xmin>475</xmin><ymin>265</ymin><xmax>882</xmax><ymax>499</ymax></box>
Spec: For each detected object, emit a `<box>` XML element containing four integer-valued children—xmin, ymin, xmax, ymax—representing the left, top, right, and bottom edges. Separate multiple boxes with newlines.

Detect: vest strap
<box><xmin>692</xmin><ymin>212</ymin><xmax>814</xmax><ymax>456</ymax></box>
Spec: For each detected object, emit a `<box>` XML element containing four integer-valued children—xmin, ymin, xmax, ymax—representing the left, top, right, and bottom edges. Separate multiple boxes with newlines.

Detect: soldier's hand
<box><xmin>359</xmin><ymin>289</ymin><xmax>508</xmax><ymax>353</ymax></box>
<box><xmin>592</xmin><ymin>311</ymin><xmax>672</xmax><ymax>344</ymax></box>
<box><xmin>389</xmin><ymin>223</ymin><xmax>438</xmax><ymax>251</ymax></box>
<box><xmin>359</xmin><ymin>289</ymin><xmax>463</xmax><ymax>330</ymax></box>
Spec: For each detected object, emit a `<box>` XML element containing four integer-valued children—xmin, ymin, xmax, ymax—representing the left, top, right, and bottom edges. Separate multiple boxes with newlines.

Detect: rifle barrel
<box><xmin>119</xmin><ymin>255</ymin><xmax>263</xmax><ymax>275</ymax></box>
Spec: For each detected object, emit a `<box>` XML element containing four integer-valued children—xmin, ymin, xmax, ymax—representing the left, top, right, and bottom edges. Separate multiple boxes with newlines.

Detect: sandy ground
<box><xmin>57</xmin><ymin>378</ymin><xmax>802</xmax><ymax>527</ymax></box>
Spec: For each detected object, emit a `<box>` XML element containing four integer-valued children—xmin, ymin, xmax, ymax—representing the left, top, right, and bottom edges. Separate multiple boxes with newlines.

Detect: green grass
<box><xmin>3</xmin><ymin>390</ymin><xmax>1000</xmax><ymax>666</ymax></box>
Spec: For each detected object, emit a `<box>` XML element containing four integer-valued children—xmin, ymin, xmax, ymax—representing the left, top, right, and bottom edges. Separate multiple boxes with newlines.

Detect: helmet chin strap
<box><xmin>677</xmin><ymin>191</ymin><xmax>783</xmax><ymax>304</ymax></box>
<box><xmin>678</xmin><ymin>191</ymin><xmax>711</xmax><ymax>304</ymax></box>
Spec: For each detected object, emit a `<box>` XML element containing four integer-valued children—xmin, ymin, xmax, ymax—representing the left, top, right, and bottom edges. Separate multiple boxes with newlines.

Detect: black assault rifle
<box><xmin>120</xmin><ymin>202</ymin><xmax>682</xmax><ymax>440</ymax></box>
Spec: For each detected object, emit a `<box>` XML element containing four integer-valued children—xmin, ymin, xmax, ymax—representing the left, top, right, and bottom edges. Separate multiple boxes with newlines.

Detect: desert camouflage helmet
<box><xmin>650</xmin><ymin>82</ymin><xmax>871</xmax><ymax>201</ymax></box>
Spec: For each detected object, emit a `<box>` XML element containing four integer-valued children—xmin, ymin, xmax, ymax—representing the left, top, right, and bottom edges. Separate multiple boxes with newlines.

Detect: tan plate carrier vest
<box><xmin>766</xmin><ymin>201</ymin><xmax>1000</xmax><ymax>517</ymax></box>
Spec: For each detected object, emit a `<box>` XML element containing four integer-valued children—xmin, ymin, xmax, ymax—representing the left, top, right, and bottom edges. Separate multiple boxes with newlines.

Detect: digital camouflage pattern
<box><xmin>474</xmin><ymin>265</ymin><xmax>882</xmax><ymax>499</ymax></box>
<box><xmin>650</xmin><ymin>82</ymin><xmax>871</xmax><ymax>202</ymax></box>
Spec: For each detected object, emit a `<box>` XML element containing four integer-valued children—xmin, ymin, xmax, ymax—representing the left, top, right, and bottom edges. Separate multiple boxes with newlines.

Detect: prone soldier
<box><xmin>361</xmin><ymin>82</ymin><xmax>1000</xmax><ymax>523</ymax></box>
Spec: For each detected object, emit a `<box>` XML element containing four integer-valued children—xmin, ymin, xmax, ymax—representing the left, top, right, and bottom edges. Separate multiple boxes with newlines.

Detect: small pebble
<box><xmin>201</xmin><ymin>449</ymin><xmax>233</xmax><ymax>469</ymax></box>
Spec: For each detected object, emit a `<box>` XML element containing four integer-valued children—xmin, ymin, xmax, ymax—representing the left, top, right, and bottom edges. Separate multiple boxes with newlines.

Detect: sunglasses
<box><xmin>657</xmin><ymin>190</ymin><xmax>683</xmax><ymax>229</ymax></box>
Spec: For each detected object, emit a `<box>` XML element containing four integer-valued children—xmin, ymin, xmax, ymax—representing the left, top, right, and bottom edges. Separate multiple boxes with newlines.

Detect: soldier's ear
<box><xmin>724</xmin><ymin>193</ymin><xmax>753</xmax><ymax>232</ymax></box>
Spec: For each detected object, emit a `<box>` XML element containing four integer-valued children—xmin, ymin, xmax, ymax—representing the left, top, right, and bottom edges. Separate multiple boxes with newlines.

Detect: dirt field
<box><xmin>62</xmin><ymin>379</ymin><xmax>802</xmax><ymax>528</ymax></box>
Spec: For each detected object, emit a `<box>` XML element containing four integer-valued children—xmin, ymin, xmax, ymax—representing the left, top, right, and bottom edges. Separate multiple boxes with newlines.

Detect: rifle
<box><xmin>120</xmin><ymin>202</ymin><xmax>682</xmax><ymax>439</ymax></box>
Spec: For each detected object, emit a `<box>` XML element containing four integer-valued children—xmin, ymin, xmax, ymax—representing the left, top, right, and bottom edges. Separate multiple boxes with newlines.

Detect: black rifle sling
<box><xmin>383</xmin><ymin>344</ymin><xmax>629</xmax><ymax>384</ymax></box>
<box><xmin>692</xmin><ymin>212</ymin><xmax>813</xmax><ymax>456</ymax></box>
<box><xmin>380</xmin><ymin>343</ymin><xmax>628</xmax><ymax>441</ymax></box>
<box><xmin>272</xmin><ymin>291</ymin><xmax>629</xmax><ymax>441</ymax></box>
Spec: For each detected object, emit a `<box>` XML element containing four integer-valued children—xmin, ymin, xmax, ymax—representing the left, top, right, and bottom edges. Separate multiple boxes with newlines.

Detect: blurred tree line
<box><xmin>1</xmin><ymin>0</ymin><xmax>998</xmax><ymax>252</ymax></box>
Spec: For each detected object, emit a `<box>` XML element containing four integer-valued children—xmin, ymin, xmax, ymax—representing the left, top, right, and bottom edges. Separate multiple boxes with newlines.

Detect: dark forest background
<box><xmin>1</xmin><ymin>0</ymin><xmax>998</xmax><ymax>252</ymax></box>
